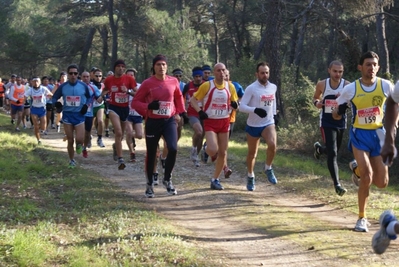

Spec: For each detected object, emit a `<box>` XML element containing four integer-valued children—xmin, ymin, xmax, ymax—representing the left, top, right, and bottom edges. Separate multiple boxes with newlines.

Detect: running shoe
<box><xmin>372</xmin><ymin>210</ymin><xmax>398</xmax><ymax>254</ymax></box>
<box><xmin>23</xmin><ymin>125</ymin><xmax>26</xmax><ymax>129</ymax></box>
<box><xmin>15</xmin><ymin>127</ymin><xmax>20</xmax><ymax>132</ymax></box>
<box><xmin>313</xmin><ymin>142</ymin><xmax>322</xmax><ymax>160</ymax></box>
<box><xmin>56</xmin><ymin>125</ymin><xmax>60</xmax><ymax>133</ymax></box>
<box><xmin>247</xmin><ymin>177</ymin><xmax>255</xmax><ymax>191</ymax></box>
<box><xmin>118</xmin><ymin>158</ymin><xmax>126</xmax><ymax>170</ymax></box>
<box><xmin>43</xmin><ymin>130</ymin><xmax>48</xmax><ymax>135</ymax></box>
<box><xmin>190</xmin><ymin>147</ymin><xmax>197</xmax><ymax>161</ymax></box>
<box><xmin>223</xmin><ymin>167</ymin><xmax>232</xmax><ymax>178</ymax></box>
<box><xmin>194</xmin><ymin>159</ymin><xmax>200</xmax><ymax>167</ymax></box>
<box><xmin>105</xmin><ymin>129</ymin><xmax>110</xmax><ymax>137</ymax></box>
<box><xmin>145</xmin><ymin>184</ymin><xmax>154</xmax><ymax>198</ymax></box>
<box><xmin>76</xmin><ymin>144</ymin><xmax>83</xmax><ymax>154</ymax></box>
<box><xmin>82</xmin><ymin>149</ymin><xmax>88</xmax><ymax>158</ymax></box>
<box><xmin>265</xmin><ymin>169</ymin><xmax>278</xmax><ymax>184</ymax></box>
<box><xmin>160</xmin><ymin>155</ymin><xmax>166</xmax><ymax>169</ymax></box>
<box><xmin>130</xmin><ymin>152</ymin><xmax>136</xmax><ymax>162</ymax></box>
<box><xmin>68</xmin><ymin>159</ymin><xmax>76</xmax><ymax>169</ymax></box>
<box><xmin>163</xmin><ymin>180</ymin><xmax>177</xmax><ymax>195</ymax></box>
<box><xmin>334</xmin><ymin>184</ymin><xmax>347</xmax><ymax>196</ymax></box>
<box><xmin>97</xmin><ymin>138</ymin><xmax>105</xmax><ymax>148</ymax></box>
<box><xmin>51</xmin><ymin>124</ymin><xmax>56</xmax><ymax>129</ymax></box>
<box><xmin>37</xmin><ymin>140</ymin><xmax>42</xmax><ymax>145</ymax></box>
<box><xmin>349</xmin><ymin>160</ymin><xmax>360</xmax><ymax>186</ymax></box>
<box><xmin>210</xmin><ymin>179</ymin><xmax>224</xmax><ymax>190</ymax></box>
<box><xmin>153</xmin><ymin>173</ymin><xmax>159</xmax><ymax>185</ymax></box>
<box><xmin>112</xmin><ymin>143</ymin><xmax>118</xmax><ymax>161</ymax></box>
<box><xmin>354</xmin><ymin>217</ymin><xmax>370</xmax><ymax>232</ymax></box>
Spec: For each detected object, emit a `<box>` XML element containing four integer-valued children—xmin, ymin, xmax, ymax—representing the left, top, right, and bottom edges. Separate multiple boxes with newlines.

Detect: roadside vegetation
<box><xmin>0</xmin><ymin>113</ymin><xmax>216</xmax><ymax>267</ymax></box>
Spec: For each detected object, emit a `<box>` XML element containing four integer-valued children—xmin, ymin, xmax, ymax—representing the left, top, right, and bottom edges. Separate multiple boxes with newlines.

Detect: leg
<box><xmin>64</xmin><ymin>124</ymin><xmax>75</xmax><ymax>161</ymax></box>
<box><xmin>31</xmin><ymin>114</ymin><xmax>41</xmax><ymax>142</ymax></box>
<box><xmin>261</xmin><ymin>124</ymin><xmax>278</xmax><ymax>184</ymax></box>
<box><xmin>163</xmin><ymin>118</ymin><xmax>178</xmax><ymax>181</ymax></box>
<box><xmin>109</xmin><ymin>111</ymin><xmax>123</xmax><ymax>158</ymax></box>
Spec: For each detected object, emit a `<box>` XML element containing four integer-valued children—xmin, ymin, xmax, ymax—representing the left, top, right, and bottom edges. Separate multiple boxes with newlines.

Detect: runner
<box><xmin>25</xmin><ymin>77</ymin><xmax>53</xmax><ymax>144</ymax></box>
<box><xmin>8</xmin><ymin>76</ymin><xmax>26</xmax><ymax>131</ymax></box>
<box><xmin>189</xmin><ymin>62</ymin><xmax>238</xmax><ymax>190</ymax></box>
<box><xmin>332</xmin><ymin>51</ymin><xmax>394</xmax><ymax>232</ymax></box>
<box><xmin>239</xmin><ymin>62</ymin><xmax>278</xmax><ymax>191</ymax></box>
<box><xmin>313</xmin><ymin>60</ymin><xmax>350</xmax><ymax>196</ymax></box>
<box><xmin>101</xmin><ymin>59</ymin><xmax>137</xmax><ymax>170</ymax></box>
<box><xmin>81</xmin><ymin>71</ymin><xmax>101</xmax><ymax>158</ymax></box>
<box><xmin>132</xmin><ymin>54</ymin><xmax>185</xmax><ymax>198</ymax></box>
<box><xmin>52</xmin><ymin>64</ymin><xmax>92</xmax><ymax>169</ymax></box>
<box><xmin>182</xmin><ymin>66</ymin><xmax>205</xmax><ymax>167</ymax></box>
<box><xmin>125</xmin><ymin>68</ymin><xmax>143</xmax><ymax>162</ymax></box>
<box><xmin>91</xmin><ymin>68</ymin><xmax>106</xmax><ymax>148</ymax></box>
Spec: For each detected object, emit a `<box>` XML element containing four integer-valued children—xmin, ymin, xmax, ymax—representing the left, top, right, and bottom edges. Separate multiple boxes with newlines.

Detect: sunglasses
<box><xmin>69</xmin><ymin>72</ymin><xmax>79</xmax><ymax>76</ymax></box>
<box><xmin>95</xmin><ymin>75</ymin><xmax>102</xmax><ymax>77</ymax></box>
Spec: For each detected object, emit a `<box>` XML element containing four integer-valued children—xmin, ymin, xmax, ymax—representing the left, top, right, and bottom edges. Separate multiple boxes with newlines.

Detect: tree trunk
<box><xmin>289</xmin><ymin>20</ymin><xmax>298</xmax><ymax>65</ymax></box>
<box><xmin>108</xmin><ymin>0</ymin><xmax>119</xmax><ymax>69</ymax></box>
<box><xmin>99</xmin><ymin>25</ymin><xmax>109</xmax><ymax>68</ymax></box>
<box><xmin>211</xmin><ymin>10</ymin><xmax>220</xmax><ymax>64</ymax></box>
<box><xmin>78</xmin><ymin>27</ymin><xmax>96</xmax><ymax>73</ymax></box>
<box><xmin>376</xmin><ymin>6</ymin><xmax>389</xmax><ymax>75</ymax></box>
<box><xmin>262</xmin><ymin>0</ymin><xmax>284</xmax><ymax>117</ymax></box>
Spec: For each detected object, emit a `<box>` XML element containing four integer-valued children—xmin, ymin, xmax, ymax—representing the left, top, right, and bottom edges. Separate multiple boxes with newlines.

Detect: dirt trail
<box><xmin>43</xmin><ymin>129</ymin><xmax>396</xmax><ymax>267</ymax></box>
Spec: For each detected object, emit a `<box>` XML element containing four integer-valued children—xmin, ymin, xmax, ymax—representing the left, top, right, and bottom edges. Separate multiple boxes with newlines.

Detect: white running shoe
<box><xmin>372</xmin><ymin>210</ymin><xmax>398</xmax><ymax>254</ymax></box>
<box><xmin>354</xmin><ymin>217</ymin><xmax>370</xmax><ymax>232</ymax></box>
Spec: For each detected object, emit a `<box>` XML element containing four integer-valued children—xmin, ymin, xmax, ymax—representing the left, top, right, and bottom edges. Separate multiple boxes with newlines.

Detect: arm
<box><xmin>312</xmin><ymin>80</ymin><xmax>325</xmax><ymax>109</ymax></box>
<box><xmin>238</xmin><ymin>86</ymin><xmax>255</xmax><ymax>114</ymax></box>
<box><xmin>381</xmin><ymin>95</ymin><xmax>399</xmax><ymax>166</ymax></box>
<box><xmin>8</xmin><ymin>86</ymin><xmax>17</xmax><ymax>101</ymax></box>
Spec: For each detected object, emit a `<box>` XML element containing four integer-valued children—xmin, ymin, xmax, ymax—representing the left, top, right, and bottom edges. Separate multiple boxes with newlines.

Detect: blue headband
<box><xmin>193</xmin><ymin>70</ymin><xmax>203</xmax><ymax>77</ymax></box>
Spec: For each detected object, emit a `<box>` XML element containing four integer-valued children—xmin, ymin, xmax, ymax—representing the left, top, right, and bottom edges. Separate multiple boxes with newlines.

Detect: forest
<box><xmin>1</xmin><ymin>0</ymin><xmax>399</xmax><ymax>120</ymax></box>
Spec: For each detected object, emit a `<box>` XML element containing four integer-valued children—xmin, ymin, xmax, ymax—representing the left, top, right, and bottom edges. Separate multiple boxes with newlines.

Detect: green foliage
<box><xmin>280</xmin><ymin>64</ymin><xmax>318</xmax><ymax>126</ymax></box>
<box><xmin>141</xmin><ymin>7</ymin><xmax>211</xmax><ymax>76</ymax></box>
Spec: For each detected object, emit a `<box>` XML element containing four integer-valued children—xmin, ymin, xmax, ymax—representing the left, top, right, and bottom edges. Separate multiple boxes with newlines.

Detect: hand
<box><xmin>121</xmin><ymin>84</ymin><xmax>127</xmax><ymax>93</ymax></box>
<box><xmin>254</xmin><ymin>108</ymin><xmax>267</xmax><ymax>118</ymax></box>
<box><xmin>182</xmin><ymin>112</ymin><xmax>189</xmax><ymax>124</ymax></box>
<box><xmin>54</xmin><ymin>101</ymin><xmax>63</xmax><ymax>113</ymax></box>
<box><xmin>16</xmin><ymin>100</ymin><xmax>21</xmax><ymax>104</ymax></box>
<box><xmin>198</xmin><ymin>110</ymin><xmax>208</xmax><ymax>120</ymax></box>
<box><xmin>148</xmin><ymin>100</ymin><xmax>160</xmax><ymax>110</ymax></box>
<box><xmin>381</xmin><ymin>144</ymin><xmax>397</xmax><ymax>167</ymax></box>
<box><xmin>230</xmin><ymin>101</ymin><xmax>238</xmax><ymax>109</ymax></box>
<box><xmin>337</xmin><ymin>103</ymin><xmax>348</xmax><ymax>115</ymax></box>
<box><xmin>80</xmin><ymin>104</ymin><xmax>88</xmax><ymax>115</ymax></box>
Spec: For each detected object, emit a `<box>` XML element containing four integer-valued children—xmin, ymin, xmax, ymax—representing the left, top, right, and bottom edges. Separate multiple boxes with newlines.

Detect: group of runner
<box><xmin>2</xmin><ymin>51</ymin><xmax>399</xmax><ymax>254</ymax></box>
<box><xmin>312</xmin><ymin>51</ymin><xmax>399</xmax><ymax>253</ymax></box>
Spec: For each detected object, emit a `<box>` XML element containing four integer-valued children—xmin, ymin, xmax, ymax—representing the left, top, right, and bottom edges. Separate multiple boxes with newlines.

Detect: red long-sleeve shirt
<box><xmin>132</xmin><ymin>75</ymin><xmax>185</xmax><ymax>119</ymax></box>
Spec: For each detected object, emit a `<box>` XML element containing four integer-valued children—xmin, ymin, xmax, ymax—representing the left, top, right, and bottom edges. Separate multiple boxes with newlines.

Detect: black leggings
<box><xmin>321</xmin><ymin>127</ymin><xmax>344</xmax><ymax>186</ymax></box>
<box><xmin>145</xmin><ymin>117</ymin><xmax>178</xmax><ymax>185</ymax></box>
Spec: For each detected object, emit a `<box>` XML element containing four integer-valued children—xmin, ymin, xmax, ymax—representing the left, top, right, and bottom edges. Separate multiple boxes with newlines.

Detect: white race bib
<box><xmin>66</xmin><ymin>96</ymin><xmax>81</xmax><ymax>106</ymax></box>
<box><xmin>357</xmin><ymin>107</ymin><xmax>382</xmax><ymax>125</ymax></box>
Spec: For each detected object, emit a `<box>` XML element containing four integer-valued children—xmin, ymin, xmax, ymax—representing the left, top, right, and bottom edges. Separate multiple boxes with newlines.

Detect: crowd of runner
<box><xmin>1</xmin><ymin>51</ymin><xmax>399</xmax><ymax>254</ymax></box>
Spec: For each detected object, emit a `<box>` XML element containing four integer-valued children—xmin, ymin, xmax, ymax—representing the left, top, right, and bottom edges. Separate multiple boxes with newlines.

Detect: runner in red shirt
<box><xmin>132</xmin><ymin>54</ymin><xmax>185</xmax><ymax>198</ymax></box>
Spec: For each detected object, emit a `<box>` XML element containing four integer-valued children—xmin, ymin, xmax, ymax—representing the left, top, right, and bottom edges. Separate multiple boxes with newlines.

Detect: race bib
<box><xmin>260</xmin><ymin>94</ymin><xmax>274</xmax><ymax>107</ymax></box>
<box><xmin>32</xmin><ymin>95</ymin><xmax>42</xmax><ymax>104</ymax></box>
<box><xmin>115</xmin><ymin>93</ymin><xmax>128</xmax><ymax>103</ymax></box>
<box><xmin>65</xmin><ymin>96</ymin><xmax>81</xmax><ymax>106</ymax></box>
<box><xmin>210</xmin><ymin>103</ymin><xmax>228</xmax><ymax>117</ymax></box>
<box><xmin>111</xmin><ymin>86</ymin><xmax>118</xmax><ymax>92</ymax></box>
<box><xmin>153</xmin><ymin>101</ymin><xmax>172</xmax><ymax>116</ymax></box>
<box><xmin>324</xmin><ymin>99</ymin><xmax>338</xmax><ymax>113</ymax></box>
<box><xmin>18</xmin><ymin>92</ymin><xmax>25</xmax><ymax>99</ymax></box>
<box><xmin>357</xmin><ymin>106</ymin><xmax>382</xmax><ymax>125</ymax></box>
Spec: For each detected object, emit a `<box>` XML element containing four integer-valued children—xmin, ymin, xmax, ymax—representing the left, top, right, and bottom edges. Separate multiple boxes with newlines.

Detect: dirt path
<box><xmin>43</xmin><ymin>130</ymin><xmax>397</xmax><ymax>267</ymax></box>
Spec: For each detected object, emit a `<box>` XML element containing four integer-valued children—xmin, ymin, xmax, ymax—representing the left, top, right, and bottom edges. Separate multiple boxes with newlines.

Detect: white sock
<box><xmin>387</xmin><ymin>221</ymin><xmax>398</xmax><ymax>236</ymax></box>
<box><xmin>248</xmin><ymin>172</ymin><xmax>254</xmax><ymax>178</ymax></box>
<box><xmin>265</xmin><ymin>164</ymin><xmax>272</xmax><ymax>170</ymax></box>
